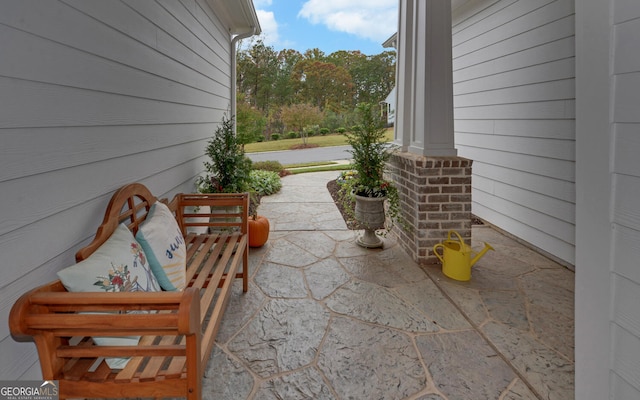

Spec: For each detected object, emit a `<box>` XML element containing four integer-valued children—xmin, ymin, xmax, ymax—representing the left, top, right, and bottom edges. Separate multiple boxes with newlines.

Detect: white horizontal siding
<box><xmin>0</xmin><ymin>0</ymin><xmax>235</xmax><ymax>380</ymax></box>
<box><xmin>612</xmin><ymin>372</ymin><xmax>640</xmax><ymax>400</ymax></box>
<box><xmin>453</xmin><ymin>0</ymin><xmax>576</xmax><ymax>265</ymax></box>
<box><xmin>454</xmin><ymin>57</ymin><xmax>575</xmax><ymax>95</ymax></box>
<box><xmin>0</xmin><ymin>124</ymin><xmax>213</xmax><ymax>182</ymax></box>
<box><xmin>456</xmin><ymin>118</ymin><xmax>575</xmax><ymax>139</ymax></box>
<box><xmin>471</xmin><ymin>201</ymin><xmax>575</xmax><ymax>263</ymax></box>
<box><xmin>456</xmin><ymin>132</ymin><xmax>574</xmax><ymax>160</ymax></box>
<box><xmin>610</xmin><ymin>0</ymin><xmax>640</xmax><ymax>395</ymax></box>
<box><xmin>453</xmin><ymin>0</ymin><xmax>573</xmax><ymax>59</ymax></box>
<box><xmin>472</xmin><ymin>162</ymin><xmax>575</xmax><ymax>203</ymax></box>
<box><xmin>611</xmin><ymin>323</ymin><xmax>640</xmax><ymax>394</ymax></box>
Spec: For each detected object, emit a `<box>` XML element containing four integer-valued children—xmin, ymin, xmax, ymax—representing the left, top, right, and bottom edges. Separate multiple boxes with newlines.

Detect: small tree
<box><xmin>344</xmin><ymin>103</ymin><xmax>390</xmax><ymax>194</ymax></box>
<box><xmin>236</xmin><ymin>101</ymin><xmax>266</xmax><ymax>147</ymax></box>
<box><xmin>196</xmin><ymin>115</ymin><xmax>252</xmax><ymax>193</ymax></box>
<box><xmin>281</xmin><ymin>103</ymin><xmax>323</xmax><ymax>144</ymax></box>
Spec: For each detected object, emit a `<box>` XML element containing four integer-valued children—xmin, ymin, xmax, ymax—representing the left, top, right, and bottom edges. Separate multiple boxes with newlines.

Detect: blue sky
<box><xmin>250</xmin><ymin>0</ymin><xmax>398</xmax><ymax>56</ymax></box>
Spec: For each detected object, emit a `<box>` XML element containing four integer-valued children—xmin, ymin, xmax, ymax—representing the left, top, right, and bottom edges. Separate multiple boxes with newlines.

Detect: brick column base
<box><xmin>388</xmin><ymin>152</ymin><xmax>473</xmax><ymax>264</ymax></box>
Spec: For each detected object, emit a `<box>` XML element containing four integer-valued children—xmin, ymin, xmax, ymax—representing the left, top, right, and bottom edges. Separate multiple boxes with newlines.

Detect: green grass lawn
<box><xmin>246</xmin><ymin>128</ymin><xmax>394</xmax><ymax>174</ymax></box>
<box><xmin>245</xmin><ymin>128</ymin><xmax>394</xmax><ymax>153</ymax></box>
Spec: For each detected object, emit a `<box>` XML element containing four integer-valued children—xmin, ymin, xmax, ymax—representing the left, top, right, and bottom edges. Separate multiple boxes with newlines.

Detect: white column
<box><xmin>395</xmin><ymin>0</ymin><xmax>457</xmax><ymax>157</ymax></box>
<box><xmin>394</xmin><ymin>0</ymin><xmax>412</xmax><ymax>149</ymax></box>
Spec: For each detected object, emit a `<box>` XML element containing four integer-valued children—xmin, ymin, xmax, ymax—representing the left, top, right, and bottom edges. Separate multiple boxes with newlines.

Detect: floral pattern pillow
<box><xmin>57</xmin><ymin>223</ymin><xmax>160</xmax><ymax>369</ymax></box>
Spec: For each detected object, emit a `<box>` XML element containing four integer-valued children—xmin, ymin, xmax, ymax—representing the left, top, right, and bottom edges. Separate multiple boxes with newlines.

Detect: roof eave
<box><xmin>382</xmin><ymin>33</ymin><xmax>397</xmax><ymax>49</ymax></box>
<box><xmin>207</xmin><ymin>0</ymin><xmax>261</xmax><ymax>36</ymax></box>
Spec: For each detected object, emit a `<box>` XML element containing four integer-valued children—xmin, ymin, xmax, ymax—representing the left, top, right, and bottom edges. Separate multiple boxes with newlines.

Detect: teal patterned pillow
<box><xmin>135</xmin><ymin>202</ymin><xmax>187</xmax><ymax>291</ymax></box>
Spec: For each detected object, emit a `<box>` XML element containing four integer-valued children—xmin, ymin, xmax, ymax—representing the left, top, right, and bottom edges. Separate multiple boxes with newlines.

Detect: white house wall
<box><xmin>0</xmin><ymin>0</ymin><xmax>234</xmax><ymax>380</ymax></box>
<box><xmin>452</xmin><ymin>0</ymin><xmax>576</xmax><ymax>265</ymax></box>
<box><xmin>610</xmin><ymin>0</ymin><xmax>640</xmax><ymax>395</ymax></box>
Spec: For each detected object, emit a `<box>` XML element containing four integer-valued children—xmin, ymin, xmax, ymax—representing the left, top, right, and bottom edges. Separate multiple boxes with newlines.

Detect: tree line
<box><xmin>235</xmin><ymin>39</ymin><xmax>396</xmax><ymax>144</ymax></box>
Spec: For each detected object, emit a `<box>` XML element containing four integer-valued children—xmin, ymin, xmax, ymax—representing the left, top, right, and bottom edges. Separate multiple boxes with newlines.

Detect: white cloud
<box><xmin>255</xmin><ymin>9</ymin><xmax>280</xmax><ymax>46</ymax></box>
<box><xmin>253</xmin><ymin>0</ymin><xmax>272</xmax><ymax>7</ymax></box>
<box><xmin>298</xmin><ymin>0</ymin><xmax>397</xmax><ymax>42</ymax></box>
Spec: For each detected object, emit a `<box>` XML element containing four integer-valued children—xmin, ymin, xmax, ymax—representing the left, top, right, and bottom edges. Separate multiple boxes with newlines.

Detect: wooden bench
<box><xmin>10</xmin><ymin>183</ymin><xmax>249</xmax><ymax>400</ymax></box>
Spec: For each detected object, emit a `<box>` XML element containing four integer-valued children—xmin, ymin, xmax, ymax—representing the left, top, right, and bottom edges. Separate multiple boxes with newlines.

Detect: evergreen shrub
<box><xmin>252</xmin><ymin>160</ymin><xmax>284</xmax><ymax>174</ymax></box>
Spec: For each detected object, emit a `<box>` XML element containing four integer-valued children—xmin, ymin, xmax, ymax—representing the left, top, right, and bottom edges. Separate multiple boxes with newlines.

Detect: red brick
<box><xmin>442</xmin><ymin>204</ymin><xmax>463</xmax><ymax>211</ymax></box>
<box><xmin>443</xmin><ymin>168</ymin><xmax>463</xmax><ymax>175</ymax></box>
<box><xmin>418</xmin><ymin>221</ymin><xmax>441</xmax><ymax>230</ymax></box>
<box><xmin>429</xmin><ymin>177</ymin><xmax>450</xmax><ymax>185</ymax></box>
<box><xmin>442</xmin><ymin>186</ymin><xmax>463</xmax><ymax>193</ymax></box>
<box><xmin>451</xmin><ymin>177</ymin><xmax>471</xmax><ymax>185</ymax></box>
<box><xmin>419</xmin><ymin>203</ymin><xmax>441</xmax><ymax>212</ymax></box>
<box><xmin>421</xmin><ymin>186</ymin><xmax>441</xmax><ymax>194</ymax></box>
<box><xmin>451</xmin><ymin>194</ymin><xmax>471</xmax><ymax>203</ymax></box>
<box><xmin>428</xmin><ymin>195</ymin><xmax>449</xmax><ymax>203</ymax></box>
<box><xmin>442</xmin><ymin>221</ymin><xmax>464</xmax><ymax>230</ymax></box>
<box><xmin>451</xmin><ymin>212</ymin><xmax>471</xmax><ymax>220</ymax></box>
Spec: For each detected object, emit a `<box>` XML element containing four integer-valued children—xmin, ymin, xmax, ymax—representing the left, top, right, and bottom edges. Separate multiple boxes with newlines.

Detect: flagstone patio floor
<box><xmin>203</xmin><ymin>171</ymin><xmax>575</xmax><ymax>400</ymax></box>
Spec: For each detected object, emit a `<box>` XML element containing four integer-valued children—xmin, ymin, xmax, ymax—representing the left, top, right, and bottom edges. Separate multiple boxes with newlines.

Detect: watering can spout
<box><xmin>470</xmin><ymin>242</ymin><xmax>494</xmax><ymax>267</ymax></box>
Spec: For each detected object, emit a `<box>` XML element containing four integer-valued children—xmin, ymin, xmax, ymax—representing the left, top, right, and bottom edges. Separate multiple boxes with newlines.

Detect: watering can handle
<box><xmin>433</xmin><ymin>243</ymin><xmax>445</xmax><ymax>264</ymax></box>
<box><xmin>448</xmin><ymin>230</ymin><xmax>465</xmax><ymax>244</ymax></box>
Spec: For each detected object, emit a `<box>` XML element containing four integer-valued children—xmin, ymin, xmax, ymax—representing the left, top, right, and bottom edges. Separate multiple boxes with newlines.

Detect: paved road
<box><xmin>247</xmin><ymin>145</ymin><xmax>352</xmax><ymax>165</ymax></box>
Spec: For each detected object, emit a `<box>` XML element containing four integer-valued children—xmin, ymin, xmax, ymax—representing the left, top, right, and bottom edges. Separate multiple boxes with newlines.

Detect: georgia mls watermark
<box><xmin>0</xmin><ymin>381</ymin><xmax>58</xmax><ymax>400</ymax></box>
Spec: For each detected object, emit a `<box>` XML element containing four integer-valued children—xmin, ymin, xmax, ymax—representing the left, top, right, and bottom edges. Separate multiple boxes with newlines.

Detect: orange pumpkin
<box><xmin>248</xmin><ymin>215</ymin><xmax>270</xmax><ymax>247</ymax></box>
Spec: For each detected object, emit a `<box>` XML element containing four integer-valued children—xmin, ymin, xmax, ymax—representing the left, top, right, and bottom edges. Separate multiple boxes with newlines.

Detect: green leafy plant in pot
<box><xmin>196</xmin><ymin>115</ymin><xmax>252</xmax><ymax>195</ymax></box>
<box><xmin>195</xmin><ymin>115</ymin><xmax>252</xmax><ymax>234</ymax></box>
<box><xmin>339</xmin><ymin>103</ymin><xmax>402</xmax><ymax>248</ymax></box>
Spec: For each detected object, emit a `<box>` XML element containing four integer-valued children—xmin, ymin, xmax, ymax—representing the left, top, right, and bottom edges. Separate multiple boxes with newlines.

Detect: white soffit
<box><xmin>207</xmin><ymin>0</ymin><xmax>261</xmax><ymax>35</ymax></box>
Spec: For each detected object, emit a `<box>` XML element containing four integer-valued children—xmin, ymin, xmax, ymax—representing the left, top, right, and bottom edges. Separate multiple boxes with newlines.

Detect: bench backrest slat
<box><xmin>76</xmin><ymin>183</ymin><xmax>157</xmax><ymax>262</ymax></box>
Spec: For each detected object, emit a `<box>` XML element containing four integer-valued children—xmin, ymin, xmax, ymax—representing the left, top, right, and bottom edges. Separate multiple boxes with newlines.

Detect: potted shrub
<box><xmin>196</xmin><ymin>115</ymin><xmax>252</xmax><ymax>195</ymax></box>
<box><xmin>195</xmin><ymin>115</ymin><xmax>252</xmax><ymax>235</ymax></box>
<box><xmin>339</xmin><ymin>103</ymin><xmax>402</xmax><ymax>248</ymax></box>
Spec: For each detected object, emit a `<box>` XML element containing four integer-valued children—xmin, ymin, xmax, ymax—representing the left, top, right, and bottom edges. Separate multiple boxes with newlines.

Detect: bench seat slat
<box><xmin>115</xmin><ymin>335</ymin><xmax>157</xmax><ymax>383</ymax></box>
<box><xmin>62</xmin><ymin>357</ymin><xmax>99</xmax><ymax>382</ymax></box>
<box><xmin>85</xmin><ymin>361</ymin><xmax>113</xmax><ymax>383</ymax></box>
<box><xmin>139</xmin><ymin>335</ymin><xmax>180</xmax><ymax>382</ymax></box>
<box><xmin>190</xmin><ymin>236</ymin><xmax>227</xmax><ymax>290</ymax></box>
<box><xmin>166</xmin><ymin>337</ymin><xmax>188</xmax><ymax>379</ymax></box>
<box><xmin>185</xmin><ymin>234</ymin><xmax>209</xmax><ymax>263</ymax></box>
<box><xmin>197</xmin><ymin>235</ymin><xmax>236</xmax><ymax>318</ymax></box>
<box><xmin>201</xmin><ymin>236</ymin><xmax>246</xmax><ymax>363</ymax></box>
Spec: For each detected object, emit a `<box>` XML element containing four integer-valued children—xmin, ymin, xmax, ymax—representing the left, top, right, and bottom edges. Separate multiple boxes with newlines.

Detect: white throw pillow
<box><xmin>57</xmin><ymin>223</ymin><xmax>160</xmax><ymax>369</ymax></box>
<box><xmin>135</xmin><ymin>202</ymin><xmax>187</xmax><ymax>291</ymax></box>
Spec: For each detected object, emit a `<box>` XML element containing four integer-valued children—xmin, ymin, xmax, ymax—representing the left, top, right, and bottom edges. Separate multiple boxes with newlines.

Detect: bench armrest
<box><xmin>169</xmin><ymin>192</ymin><xmax>249</xmax><ymax>236</ymax></box>
<box><xmin>10</xmin><ymin>285</ymin><xmax>200</xmax><ymax>340</ymax></box>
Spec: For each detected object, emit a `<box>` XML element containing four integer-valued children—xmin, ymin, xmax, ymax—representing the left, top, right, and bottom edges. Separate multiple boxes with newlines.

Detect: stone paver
<box><xmin>396</xmin><ymin>279</ymin><xmax>471</xmax><ymax>331</ymax></box>
<box><xmin>254</xmin><ymin>262</ymin><xmax>308</xmax><ymax>298</ymax></box>
<box><xmin>325</xmin><ymin>279</ymin><xmax>440</xmax><ymax>333</ymax></box>
<box><xmin>304</xmin><ymin>258</ymin><xmax>350</xmax><ymax>300</ymax></box>
<box><xmin>203</xmin><ymin>346</ymin><xmax>254</xmax><ymax>400</ymax></box>
<box><xmin>318</xmin><ymin>316</ymin><xmax>427</xmax><ymax>399</ymax></box>
<box><xmin>227</xmin><ymin>298</ymin><xmax>330</xmax><ymax>378</ymax></box>
<box><xmin>255</xmin><ymin>368</ymin><xmax>336</xmax><ymax>400</ymax></box>
<box><xmin>415</xmin><ymin>330</ymin><xmax>516</xmax><ymax>399</ymax></box>
<box><xmin>204</xmin><ymin>172</ymin><xmax>575</xmax><ymax>400</ymax></box>
<box><xmin>503</xmin><ymin>379</ymin><xmax>539</xmax><ymax>400</ymax></box>
<box><xmin>482</xmin><ymin>322</ymin><xmax>574</xmax><ymax>400</ymax></box>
